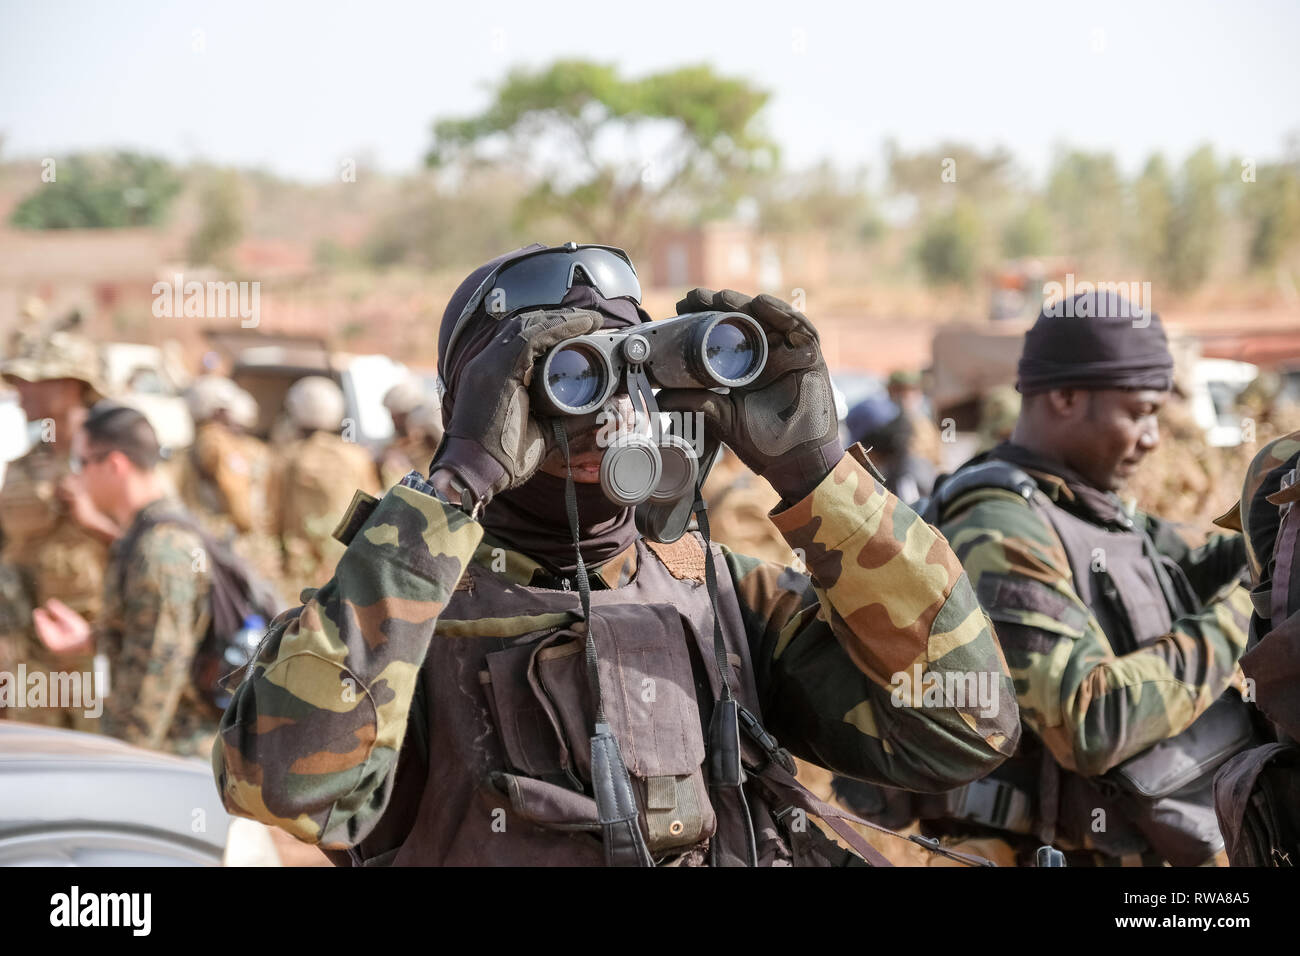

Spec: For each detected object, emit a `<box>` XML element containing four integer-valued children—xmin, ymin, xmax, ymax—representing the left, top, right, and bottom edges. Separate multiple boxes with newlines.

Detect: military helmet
<box><xmin>285</xmin><ymin>375</ymin><xmax>345</xmax><ymax>432</ymax></box>
<box><xmin>228</xmin><ymin>386</ymin><xmax>259</xmax><ymax>431</ymax></box>
<box><xmin>2</xmin><ymin>312</ymin><xmax>107</xmax><ymax>402</ymax></box>
<box><xmin>186</xmin><ymin>375</ymin><xmax>241</xmax><ymax>423</ymax></box>
<box><xmin>1213</xmin><ymin>429</ymin><xmax>1300</xmax><ymax>584</ymax></box>
<box><xmin>382</xmin><ymin>379</ymin><xmax>424</xmax><ymax>416</ymax></box>
<box><xmin>407</xmin><ymin>401</ymin><xmax>444</xmax><ymax>446</ymax></box>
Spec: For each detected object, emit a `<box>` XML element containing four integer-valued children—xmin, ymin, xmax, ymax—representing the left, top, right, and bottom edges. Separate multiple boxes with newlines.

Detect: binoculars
<box><xmin>529</xmin><ymin>311</ymin><xmax>768</xmax><ymax>537</ymax></box>
<box><xmin>530</xmin><ymin>311</ymin><xmax>769</xmax><ymax>417</ymax></box>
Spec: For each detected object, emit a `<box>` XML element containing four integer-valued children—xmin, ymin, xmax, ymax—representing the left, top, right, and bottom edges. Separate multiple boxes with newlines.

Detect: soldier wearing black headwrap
<box><xmin>888</xmin><ymin>291</ymin><xmax>1258</xmax><ymax>866</ymax></box>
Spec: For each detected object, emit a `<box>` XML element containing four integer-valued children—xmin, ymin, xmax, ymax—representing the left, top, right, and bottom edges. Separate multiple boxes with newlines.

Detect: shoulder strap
<box><xmin>113</xmin><ymin>509</ymin><xmax>205</xmax><ymax>597</ymax></box>
<box><xmin>922</xmin><ymin>460</ymin><xmax>1038</xmax><ymax>525</ymax></box>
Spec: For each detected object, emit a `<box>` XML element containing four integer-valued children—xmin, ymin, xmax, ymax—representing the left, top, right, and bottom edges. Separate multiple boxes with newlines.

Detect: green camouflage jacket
<box><xmin>213</xmin><ymin>448</ymin><xmax>1020</xmax><ymax>849</ymax></box>
<box><xmin>939</xmin><ymin>445</ymin><xmax>1252</xmax><ymax>781</ymax></box>
<box><xmin>100</xmin><ymin>498</ymin><xmax>217</xmax><ymax>756</ymax></box>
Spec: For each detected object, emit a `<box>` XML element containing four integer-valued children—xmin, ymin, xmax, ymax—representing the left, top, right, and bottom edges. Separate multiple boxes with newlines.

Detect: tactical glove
<box><xmin>657</xmin><ymin>288</ymin><xmax>843</xmax><ymax>504</ymax></box>
<box><xmin>431</xmin><ymin>308</ymin><xmax>605</xmax><ymax>509</ymax></box>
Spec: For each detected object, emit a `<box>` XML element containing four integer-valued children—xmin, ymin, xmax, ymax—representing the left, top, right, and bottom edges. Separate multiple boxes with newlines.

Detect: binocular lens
<box><xmin>704</xmin><ymin>318</ymin><xmax>761</xmax><ymax>383</ymax></box>
<box><xmin>546</xmin><ymin>344</ymin><xmax>605</xmax><ymax>410</ymax></box>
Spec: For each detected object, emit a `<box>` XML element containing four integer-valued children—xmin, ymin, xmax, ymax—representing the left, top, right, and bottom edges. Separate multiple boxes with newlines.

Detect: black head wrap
<box><xmin>1016</xmin><ymin>291</ymin><xmax>1174</xmax><ymax>395</ymax></box>
<box><xmin>436</xmin><ymin>244</ymin><xmax>651</xmax><ymax>574</ymax></box>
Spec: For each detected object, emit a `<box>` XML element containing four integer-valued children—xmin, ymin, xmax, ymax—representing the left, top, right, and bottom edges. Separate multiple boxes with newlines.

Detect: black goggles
<box><xmin>442</xmin><ymin>243</ymin><xmax>642</xmax><ymax>371</ymax></box>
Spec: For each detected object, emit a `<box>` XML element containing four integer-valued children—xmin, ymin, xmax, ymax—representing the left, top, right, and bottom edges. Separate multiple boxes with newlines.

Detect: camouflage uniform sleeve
<box><xmin>100</xmin><ymin>525</ymin><xmax>210</xmax><ymax>750</ymax></box>
<box><xmin>943</xmin><ymin>492</ymin><xmax>1252</xmax><ymax>779</ymax></box>
<box><xmin>212</xmin><ymin>483</ymin><xmax>482</xmax><ymax>848</ymax></box>
<box><xmin>733</xmin><ymin>449</ymin><xmax>1020</xmax><ymax>793</ymax></box>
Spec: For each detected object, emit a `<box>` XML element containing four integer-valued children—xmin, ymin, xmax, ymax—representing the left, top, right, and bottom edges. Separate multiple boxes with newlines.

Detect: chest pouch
<box><xmin>483</xmin><ymin>603</ymin><xmax>714</xmax><ymax>858</ymax></box>
<box><xmin>1101</xmin><ymin>693</ymin><xmax>1256</xmax><ymax>865</ymax></box>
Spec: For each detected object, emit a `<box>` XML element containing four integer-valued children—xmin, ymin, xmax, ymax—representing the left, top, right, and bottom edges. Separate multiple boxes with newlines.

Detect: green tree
<box><xmin>1165</xmin><ymin>145</ymin><xmax>1222</xmax><ymax>291</ymax></box>
<box><xmin>188</xmin><ymin>170</ymin><xmax>245</xmax><ymax>266</ymax></box>
<box><xmin>756</xmin><ymin>160</ymin><xmax>879</xmax><ymax>237</ymax></box>
<box><xmin>1131</xmin><ymin>154</ymin><xmax>1174</xmax><ymax>277</ymax></box>
<box><xmin>917</xmin><ymin>200</ymin><xmax>982</xmax><ymax>286</ymax></box>
<box><xmin>1243</xmin><ymin>160</ymin><xmax>1300</xmax><ymax>269</ymax></box>
<box><xmin>425</xmin><ymin>60</ymin><xmax>776</xmax><ymax>255</ymax></box>
<box><xmin>887</xmin><ymin>141</ymin><xmax>1017</xmax><ymax>212</ymax></box>
<box><xmin>362</xmin><ymin>169</ymin><xmax>525</xmax><ymax>270</ymax></box>
<box><xmin>1045</xmin><ymin>149</ymin><xmax>1124</xmax><ymax>263</ymax></box>
<box><xmin>9</xmin><ymin>152</ymin><xmax>181</xmax><ymax>229</ymax></box>
<box><xmin>1001</xmin><ymin>200</ymin><xmax>1053</xmax><ymax>258</ymax></box>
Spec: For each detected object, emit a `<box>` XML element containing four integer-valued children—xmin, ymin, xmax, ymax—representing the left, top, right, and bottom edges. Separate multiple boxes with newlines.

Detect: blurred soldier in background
<box><xmin>975</xmin><ymin>385</ymin><xmax>1021</xmax><ymax>453</ymax></box>
<box><xmin>1219</xmin><ymin>372</ymin><xmax>1300</xmax><ymax>501</ymax></box>
<box><xmin>0</xmin><ymin>311</ymin><xmax>113</xmax><ymax>730</ymax></box>
<box><xmin>887</xmin><ymin>369</ymin><xmax>942</xmax><ymax>467</ymax></box>
<box><xmin>407</xmin><ymin>402</ymin><xmax>444</xmax><ymax>456</ymax></box>
<box><xmin>1234</xmin><ymin>372</ymin><xmax>1298</xmax><ymax>446</ymax></box>
<box><xmin>845</xmin><ymin>394</ymin><xmax>935</xmax><ymax>506</ymax></box>
<box><xmin>179</xmin><ymin>376</ymin><xmax>273</xmax><ymax>539</ymax></box>
<box><xmin>271</xmin><ymin>375</ymin><xmax>380</xmax><ymax>594</ymax></box>
<box><xmin>34</xmin><ymin>403</ymin><xmax>217</xmax><ymax>756</ymax></box>
<box><xmin>379</xmin><ymin>379</ymin><xmax>441</xmax><ymax>487</ymax></box>
<box><xmin>179</xmin><ymin>375</ymin><xmax>281</xmax><ymax>591</ymax></box>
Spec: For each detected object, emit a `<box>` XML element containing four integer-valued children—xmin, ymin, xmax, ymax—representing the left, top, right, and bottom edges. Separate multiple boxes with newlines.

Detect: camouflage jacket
<box><xmin>213</xmin><ymin>447</ymin><xmax>1020</xmax><ymax>850</ymax></box>
<box><xmin>100</xmin><ymin>498</ymin><xmax>217</xmax><ymax>756</ymax></box>
<box><xmin>939</xmin><ymin>444</ymin><xmax>1251</xmax><ymax>781</ymax></box>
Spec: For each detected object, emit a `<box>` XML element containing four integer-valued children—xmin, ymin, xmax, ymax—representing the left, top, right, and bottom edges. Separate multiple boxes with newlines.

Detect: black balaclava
<box><xmin>437</xmin><ymin>246</ymin><xmax>652</xmax><ymax>574</ymax></box>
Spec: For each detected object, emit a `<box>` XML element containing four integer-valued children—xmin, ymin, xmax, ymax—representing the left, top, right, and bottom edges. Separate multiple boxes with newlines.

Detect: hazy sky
<box><xmin>2</xmin><ymin>0</ymin><xmax>1298</xmax><ymax>184</ymax></box>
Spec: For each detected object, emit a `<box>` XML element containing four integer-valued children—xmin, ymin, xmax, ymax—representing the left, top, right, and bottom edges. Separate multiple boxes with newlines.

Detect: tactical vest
<box><xmin>338</xmin><ymin>531</ymin><xmax>899</xmax><ymax>868</ymax></box>
<box><xmin>925</xmin><ymin>462</ymin><xmax>1252</xmax><ymax>865</ymax></box>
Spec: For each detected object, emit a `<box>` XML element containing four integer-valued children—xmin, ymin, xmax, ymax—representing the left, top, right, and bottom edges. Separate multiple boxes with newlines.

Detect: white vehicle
<box><xmin>1190</xmin><ymin>359</ymin><xmax>1259</xmax><ymax>447</ymax></box>
<box><xmin>223</xmin><ymin>336</ymin><xmax>413</xmax><ymax>455</ymax></box>
<box><xmin>101</xmin><ymin>342</ymin><xmax>195</xmax><ymax>451</ymax></box>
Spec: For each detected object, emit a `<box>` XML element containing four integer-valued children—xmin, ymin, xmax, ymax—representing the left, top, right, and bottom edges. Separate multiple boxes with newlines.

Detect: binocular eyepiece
<box><xmin>531</xmin><ymin>311</ymin><xmax>769</xmax><ymax>416</ymax></box>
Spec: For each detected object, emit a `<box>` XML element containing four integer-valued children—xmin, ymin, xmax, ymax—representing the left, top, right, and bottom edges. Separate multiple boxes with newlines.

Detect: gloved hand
<box><xmin>430</xmin><ymin>308</ymin><xmax>605</xmax><ymax>509</ymax></box>
<box><xmin>657</xmin><ymin>288</ymin><xmax>843</xmax><ymax>504</ymax></box>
